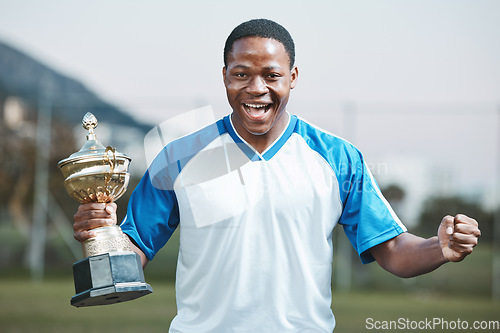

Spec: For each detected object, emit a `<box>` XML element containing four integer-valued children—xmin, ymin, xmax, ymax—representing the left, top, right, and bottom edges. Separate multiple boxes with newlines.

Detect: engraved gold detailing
<box><xmin>83</xmin><ymin>235</ymin><xmax>131</xmax><ymax>257</ymax></box>
<box><xmin>82</xmin><ymin>226</ymin><xmax>131</xmax><ymax>257</ymax></box>
<box><xmin>72</xmin><ymin>185</ymin><xmax>120</xmax><ymax>204</ymax></box>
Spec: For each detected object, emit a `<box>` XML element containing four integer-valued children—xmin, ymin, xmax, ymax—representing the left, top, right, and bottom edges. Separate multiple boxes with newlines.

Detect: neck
<box><xmin>231</xmin><ymin>112</ymin><xmax>289</xmax><ymax>154</ymax></box>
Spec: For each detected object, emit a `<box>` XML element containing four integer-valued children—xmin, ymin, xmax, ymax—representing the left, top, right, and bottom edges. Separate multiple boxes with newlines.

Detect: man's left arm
<box><xmin>370</xmin><ymin>214</ymin><xmax>481</xmax><ymax>278</ymax></box>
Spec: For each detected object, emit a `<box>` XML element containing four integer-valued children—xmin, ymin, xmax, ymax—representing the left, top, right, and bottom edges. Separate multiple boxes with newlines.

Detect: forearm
<box><xmin>371</xmin><ymin>233</ymin><xmax>449</xmax><ymax>278</ymax></box>
<box><xmin>128</xmin><ymin>237</ymin><xmax>149</xmax><ymax>269</ymax></box>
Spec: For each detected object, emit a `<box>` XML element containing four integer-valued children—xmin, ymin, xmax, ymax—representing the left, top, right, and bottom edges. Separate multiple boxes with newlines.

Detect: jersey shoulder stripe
<box><xmin>293</xmin><ymin>117</ymin><xmax>406</xmax><ymax>264</ymax></box>
<box><xmin>147</xmin><ymin>118</ymin><xmax>228</xmax><ymax>191</ymax></box>
<box><xmin>293</xmin><ymin>116</ymin><xmax>362</xmax><ymax>204</ymax></box>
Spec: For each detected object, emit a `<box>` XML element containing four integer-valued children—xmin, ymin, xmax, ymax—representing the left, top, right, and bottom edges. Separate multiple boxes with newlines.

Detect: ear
<box><xmin>290</xmin><ymin>66</ymin><xmax>298</xmax><ymax>89</ymax></box>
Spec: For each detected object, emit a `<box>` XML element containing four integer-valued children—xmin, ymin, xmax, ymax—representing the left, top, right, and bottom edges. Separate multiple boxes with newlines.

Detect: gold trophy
<box><xmin>58</xmin><ymin>112</ymin><xmax>152</xmax><ymax>307</ymax></box>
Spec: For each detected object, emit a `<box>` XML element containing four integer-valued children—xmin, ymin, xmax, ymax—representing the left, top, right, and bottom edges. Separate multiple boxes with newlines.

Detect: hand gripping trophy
<box><xmin>58</xmin><ymin>112</ymin><xmax>152</xmax><ymax>307</ymax></box>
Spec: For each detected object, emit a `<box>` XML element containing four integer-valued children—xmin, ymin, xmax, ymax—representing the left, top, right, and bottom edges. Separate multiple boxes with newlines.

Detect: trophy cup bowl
<box><xmin>58</xmin><ymin>112</ymin><xmax>152</xmax><ymax>307</ymax></box>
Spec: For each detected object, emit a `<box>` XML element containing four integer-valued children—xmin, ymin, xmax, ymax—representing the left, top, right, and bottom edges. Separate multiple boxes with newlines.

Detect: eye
<box><xmin>266</xmin><ymin>73</ymin><xmax>281</xmax><ymax>79</ymax></box>
<box><xmin>234</xmin><ymin>72</ymin><xmax>247</xmax><ymax>78</ymax></box>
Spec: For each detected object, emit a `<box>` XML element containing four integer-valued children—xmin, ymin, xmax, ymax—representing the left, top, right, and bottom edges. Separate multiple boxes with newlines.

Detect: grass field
<box><xmin>0</xmin><ymin>277</ymin><xmax>498</xmax><ymax>333</ymax></box>
<box><xmin>1</xmin><ymin>230</ymin><xmax>498</xmax><ymax>332</ymax></box>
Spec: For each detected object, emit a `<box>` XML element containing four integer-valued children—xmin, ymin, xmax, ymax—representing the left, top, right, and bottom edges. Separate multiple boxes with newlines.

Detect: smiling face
<box><xmin>223</xmin><ymin>37</ymin><xmax>298</xmax><ymax>152</ymax></box>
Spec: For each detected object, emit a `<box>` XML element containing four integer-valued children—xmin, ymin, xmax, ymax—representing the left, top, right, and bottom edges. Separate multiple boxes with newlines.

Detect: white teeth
<box><xmin>245</xmin><ymin>103</ymin><xmax>268</xmax><ymax>108</ymax></box>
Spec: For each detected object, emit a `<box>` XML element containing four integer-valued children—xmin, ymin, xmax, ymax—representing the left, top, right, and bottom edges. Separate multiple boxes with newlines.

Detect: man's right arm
<box><xmin>73</xmin><ymin>203</ymin><xmax>149</xmax><ymax>268</ymax></box>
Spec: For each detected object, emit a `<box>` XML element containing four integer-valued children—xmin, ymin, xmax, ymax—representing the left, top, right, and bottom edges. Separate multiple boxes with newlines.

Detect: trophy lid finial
<box><xmin>82</xmin><ymin>112</ymin><xmax>98</xmax><ymax>132</ymax></box>
<box><xmin>58</xmin><ymin>111</ymin><xmax>130</xmax><ymax>170</ymax></box>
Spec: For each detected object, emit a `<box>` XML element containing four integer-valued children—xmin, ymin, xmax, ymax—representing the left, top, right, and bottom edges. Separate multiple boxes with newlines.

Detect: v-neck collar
<box><xmin>223</xmin><ymin>112</ymin><xmax>297</xmax><ymax>161</ymax></box>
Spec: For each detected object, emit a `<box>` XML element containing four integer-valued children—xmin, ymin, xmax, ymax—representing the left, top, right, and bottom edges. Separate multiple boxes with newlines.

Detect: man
<box><xmin>73</xmin><ymin>19</ymin><xmax>480</xmax><ymax>332</ymax></box>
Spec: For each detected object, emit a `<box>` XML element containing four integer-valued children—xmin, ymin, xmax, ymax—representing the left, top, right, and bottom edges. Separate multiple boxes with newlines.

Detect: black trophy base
<box><xmin>71</xmin><ymin>251</ymin><xmax>153</xmax><ymax>307</ymax></box>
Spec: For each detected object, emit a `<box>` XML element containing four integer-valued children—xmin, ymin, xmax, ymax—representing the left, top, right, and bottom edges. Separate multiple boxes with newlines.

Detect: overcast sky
<box><xmin>1</xmin><ymin>0</ymin><xmax>499</xmax><ymax>212</ymax></box>
<box><xmin>1</xmin><ymin>0</ymin><xmax>498</xmax><ymax>121</ymax></box>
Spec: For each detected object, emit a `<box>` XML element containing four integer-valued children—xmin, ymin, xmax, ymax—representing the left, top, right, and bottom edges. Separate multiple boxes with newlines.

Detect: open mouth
<box><xmin>243</xmin><ymin>103</ymin><xmax>273</xmax><ymax>121</ymax></box>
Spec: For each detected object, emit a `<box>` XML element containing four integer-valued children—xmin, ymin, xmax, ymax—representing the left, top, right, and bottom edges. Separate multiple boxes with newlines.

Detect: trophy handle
<box><xmin>104</xmin><ymin>146</ymin><xmax>117</xmax><ymax>197</ymax></box>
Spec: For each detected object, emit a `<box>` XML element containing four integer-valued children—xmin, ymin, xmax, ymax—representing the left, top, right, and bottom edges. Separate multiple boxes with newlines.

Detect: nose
<box><xmin>246</xmin><ymin>76</ymin><xmax>268</xmax><ymax>95</ymax></box>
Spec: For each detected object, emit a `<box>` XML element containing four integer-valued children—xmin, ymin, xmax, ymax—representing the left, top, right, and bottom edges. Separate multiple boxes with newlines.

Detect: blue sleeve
<box><xmin>120</xmin><ymin>169</ymin><xmax>179</xmax><ymax>261</ymax></box>
<box><xmin>335</xmin><ymin>144</ymin><xmax>407</xmax><ymax>264</ymax></box>
<box><xmin>294</xmin><ymin>118</ymin><xmax>406</xmax><ymax>264</ymax></box>
<box><xmin>119</xmin><ymin>119</ymin><xmax>226</xmax><ymax>260</ymax></box>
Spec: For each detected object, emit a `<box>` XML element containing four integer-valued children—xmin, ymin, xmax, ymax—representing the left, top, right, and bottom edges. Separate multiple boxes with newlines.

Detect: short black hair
<box><xmin>224</xmin><ymin>19</ymin><xmax>295</xmax><ymax>69</ymax></box>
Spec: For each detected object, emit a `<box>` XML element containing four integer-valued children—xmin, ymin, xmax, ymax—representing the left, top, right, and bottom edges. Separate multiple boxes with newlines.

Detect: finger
<box><xmin>77</xmin><ymin>203</ymin><xmax>106</xmax><ymax>212</ymax></box>
<box><xmin>454</xmin><ymin>214</ymin><xmax>479</xmax><ymax>227</ymax></box>
<box><xmin>74</xmin><ymin>229</ymin><xmax>97</xmax><ymax>242</ymax></box>
<box><xmin>449</xmin><ymin>232</ymin><xmax>479</xmax><ymax>246</ymax></box>
<box><xmin>441</xmin><ymin>215</ymin><xmax>454</xmax><ymax>235</ymax></box>
<box><xmin>448</xmin><ymin>240</ymin><xmax>475</xmax><ymax>255</ymax></box>
<box><xmin>73</xmin><ymin>217</ymin><xmax>113</xmax><ymax>243</ymax></box>
<box><xmin>73</xmin><ymin>217</ymin><xmax>114</xmax><ymax>232</ymax></box>
<box><xmin>105</xmin><ymin>203</ymin><xmax>117</xmax><ymax>219</ymax></box>
<box><xmin>453</xmin><ymin>223</ymin><xmax>481</xmax><ymax>238</ymax></box>
<box><xmin>74</xmin><ymin>207</ymin><xmax>113</xmax><ymax>221</ymax></box>
<box><xmin>105</xmin><ymin>203</ymin><xmax>118</xmax><ymax>225</ymax></box>
<box><xmin>105</xmin><ymin>203</ymin><xmax>117</xmax><ymax>214</ymax></box>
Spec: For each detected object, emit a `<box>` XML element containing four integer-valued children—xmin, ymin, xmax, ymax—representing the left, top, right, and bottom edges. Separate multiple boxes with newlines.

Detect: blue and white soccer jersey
<box><xmin>120</xmin><ymin>112</ymin><xmax>407</xmax><ymax>332</ymax></box>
